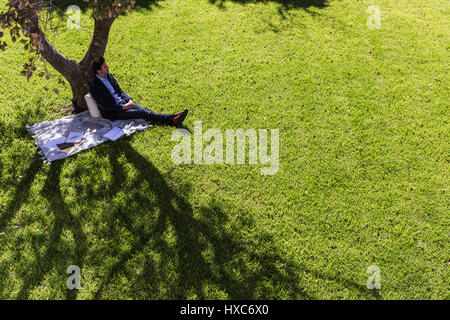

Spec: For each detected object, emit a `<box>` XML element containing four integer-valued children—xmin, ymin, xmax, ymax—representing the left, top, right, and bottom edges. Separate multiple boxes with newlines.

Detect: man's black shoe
<box><xmin>172</xmin><ymin>109</ymin><xmax>188</xmax><ymax>126</ymax></box>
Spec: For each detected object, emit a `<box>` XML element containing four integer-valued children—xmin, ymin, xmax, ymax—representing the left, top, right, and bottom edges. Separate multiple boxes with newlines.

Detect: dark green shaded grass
<box><xmin>0</xmin><ymin>0</ymin><xmax>448</xmax><ymax>299</ymax></box>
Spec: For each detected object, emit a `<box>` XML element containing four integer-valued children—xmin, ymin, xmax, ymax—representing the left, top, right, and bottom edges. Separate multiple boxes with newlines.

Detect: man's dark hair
<box><xmin>91</xmin><ymin>56</ymin><xmax>105</xmax><ymax>75</ymax></box>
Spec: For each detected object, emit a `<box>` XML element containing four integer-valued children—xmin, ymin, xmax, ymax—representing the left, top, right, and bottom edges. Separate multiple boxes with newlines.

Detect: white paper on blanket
<box><xmin>66</xmin><ymin>131</ymin><xmax>84</xmax><ymax>143</ymax></box>
<box><xmin>103</xmin><ymin>127</ymin><xmax>124</xmax><ymax>141</ymax></box>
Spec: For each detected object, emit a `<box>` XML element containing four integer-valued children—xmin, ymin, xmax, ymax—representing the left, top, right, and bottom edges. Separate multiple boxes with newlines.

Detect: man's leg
<box><xmin>134</xmin><ymin>104</ymin><xmax>174</xmax><ymax>125</ymax></box>
<box><xmin>111</xmin><ymin>104</ymin><xmax>174</xmax><ymax>125</ymax></box>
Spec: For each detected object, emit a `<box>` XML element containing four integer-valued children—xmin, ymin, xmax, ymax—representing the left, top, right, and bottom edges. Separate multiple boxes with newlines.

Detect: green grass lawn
<box><xmin>0</xmin><ymin>0</ymin><xmax>448</xmax><ymax>299</ymax></box>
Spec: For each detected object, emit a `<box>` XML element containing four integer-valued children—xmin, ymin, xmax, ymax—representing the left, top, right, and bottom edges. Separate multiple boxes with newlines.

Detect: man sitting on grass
<box><xmin>90</xmin><ymin>56</ymin><xmax>188</xmax><ymax>126</ymax></box>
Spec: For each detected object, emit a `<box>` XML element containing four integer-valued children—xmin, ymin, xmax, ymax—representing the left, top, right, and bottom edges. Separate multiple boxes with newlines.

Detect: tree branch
<box><xmin>79</xmin><ymin>16</ymin><xmax>116</xmax><ymax>78</ymax></box>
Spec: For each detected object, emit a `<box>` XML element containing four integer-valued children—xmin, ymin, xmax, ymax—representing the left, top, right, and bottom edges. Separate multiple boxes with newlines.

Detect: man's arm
<box><xmin>90</xmin><ymin>82</ymin><xmax>124</xmax><ymax>113</ymax></box>
<box><xmin>109</xmin><ymin>73</ymin><xmax>132</xmax><ymax>102</ymax></box>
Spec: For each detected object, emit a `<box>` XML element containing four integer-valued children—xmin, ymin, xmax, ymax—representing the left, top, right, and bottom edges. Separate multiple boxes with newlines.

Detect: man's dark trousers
<box><xmin>101</xmin><ymin>103</ymin><xmax>174</xmax><ymax>125</ymax></box>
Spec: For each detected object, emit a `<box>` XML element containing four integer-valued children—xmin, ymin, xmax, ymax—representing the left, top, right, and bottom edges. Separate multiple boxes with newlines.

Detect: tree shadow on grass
<box><xmin>0</xmin><ymin>151</ymin><xmax>86</xmax><ymax>299</ymax></box>
<box><xmin>0</xmin><ymin>155</ymin><xmax>42</xmax><ymax>233</ymax></box>
<box><xmin>210</xmin><ymin>0</ymin><xmax>328</xmax><ymax>13</ymax></box>
<box><xmin>14</xmin><ymin>160</ymin><xmax>88</xmax><ymax>300</ymax></box>
<box><xmin>50</xmin><ymin>0</ymin><xmax>162</xmax><ymax>15</ymax></box>
<box><xmin>50</xmin><ymin>0</ymin><xmax>328</xmax><ymax>22</ymax></box>
<box><xmin>3</xmin><ymin>134</ymin><xmax>378</xmax><ymax>299</ymax></box>
<box><xmin>88</xmin><ymin>138</ymin><xmax>376</xmax><ymax>299</ymax></box>
<box><xmin>90</xmin><ymin>138</ymin><xmax>314</xmax><ymax>299</ymax></box>
<box><xmin>208</xmin><ymin>0</ymin><xmax>329</xmax><ymax>33</ymax></box>
<box><xmin>2</xmin><ymin>136</ymin><xmax>306</xmax><ymax>299</ymax></box>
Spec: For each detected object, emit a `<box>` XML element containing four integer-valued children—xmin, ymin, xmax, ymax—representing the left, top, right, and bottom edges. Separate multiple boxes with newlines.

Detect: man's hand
<box><xmin>122</xmin><ymin>99</ymin><xmax>135</xmax><ymax>110</ymax></box>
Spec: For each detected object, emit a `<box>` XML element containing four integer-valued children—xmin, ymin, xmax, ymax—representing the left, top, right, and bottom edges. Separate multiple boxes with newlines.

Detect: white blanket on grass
<box><xmin>26</xmin><ymin>111</ymin><xmax>150</xmax><ymax>163</ymax></box>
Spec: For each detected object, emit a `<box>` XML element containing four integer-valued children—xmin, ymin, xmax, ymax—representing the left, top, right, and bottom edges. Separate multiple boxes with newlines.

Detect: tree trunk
<box><xmin>68</xmin><ymin>69</ymin><xmax>91</xmax><ymax>114</ymax></box>
<box><xmin>70</xmin><ymin>17</ymin><xmax>116</xmax><ymax>113</ymax></box>
<box><xmin>79</xmin><ymin>17</ymin><xmax>116</xmax><ymax>74</ymax></box>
